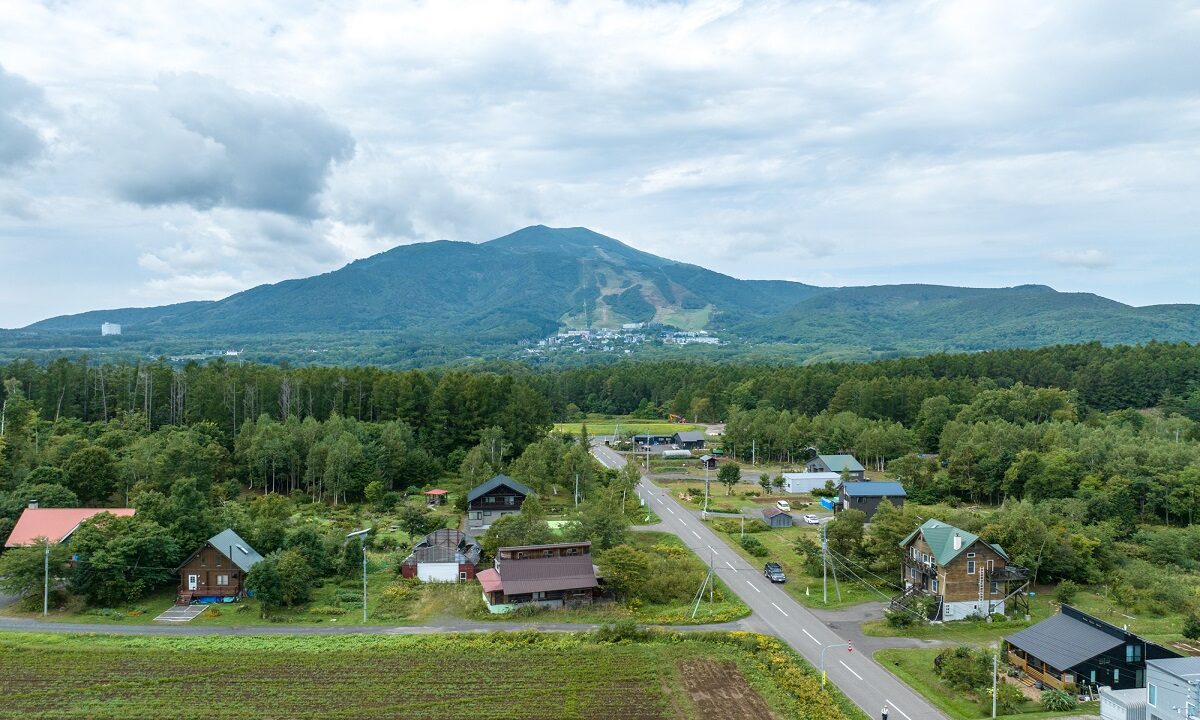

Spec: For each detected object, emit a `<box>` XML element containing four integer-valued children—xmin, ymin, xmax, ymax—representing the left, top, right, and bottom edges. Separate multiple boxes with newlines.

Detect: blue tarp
<box><xmin>820</xmin><ymin>497</ymin><xmax>835</xmax><ymax>510</ymax></box>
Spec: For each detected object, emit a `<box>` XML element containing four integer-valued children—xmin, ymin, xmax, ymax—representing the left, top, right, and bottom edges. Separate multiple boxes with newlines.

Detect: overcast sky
<box><xmin>1</xmin><ymin>1</ymin><xmax>1198</xmax><ymax>328</ymax></box>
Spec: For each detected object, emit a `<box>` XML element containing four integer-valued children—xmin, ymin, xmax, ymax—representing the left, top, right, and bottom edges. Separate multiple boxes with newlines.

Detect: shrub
<box><xmin>594</xmin><ymin>620</ymin><xmax>650</xmax><ymax>643</ymax></box>
<box><xmin>739</xmin><ymin>535</ymin><xmax>769</xmax><ymax>557</ymax></box>
<box><xmin>651</xmin><ymin>543</ymin><xmax>688</xmax><ymax>559</ymax></box>
<box><xmin>1184</xmin><ymin>612</ymin><xmax>1200</xmax><ymax>640</ymax></box>
<box><xmin>310</xmin><ymin>605</ymin><xmax>347</xmax><ymax>616</ymax></box>
<box><xmin>203</xmin><ymin>607</ymin><xmax>221</xmax><ymax>618</ymax></box>
<box><xmin>714</xmin><ymin>519</ymin><xmax>768</xmax><ymax>534</ymax></box>
<box><xmin>1041</xmin><ymin>688</ymin><xmax>1077</xmax><ymax>711</ymax></box>
<box><xmin>1054</xmin><ymin>580</ymin><xmax>1080</xmax><ymax>605</ymax></box>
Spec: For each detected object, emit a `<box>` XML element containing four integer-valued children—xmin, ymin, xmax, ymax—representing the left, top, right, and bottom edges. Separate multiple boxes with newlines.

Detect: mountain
<box><xmin>10</xmin><ymin>225</ymin><xmax>1200</xmax><ymax>364</ymax></box>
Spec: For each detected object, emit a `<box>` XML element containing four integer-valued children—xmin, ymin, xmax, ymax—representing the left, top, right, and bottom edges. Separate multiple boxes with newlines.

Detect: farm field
<box><xmin>0</xmin><ymin>631</ymin><xmax>866</xmax><ymax>720</ymax></box>
<box><xmin>553</xmin><ymin>415</ymin><xmax>705</xmax><ymax>437</ymax></box>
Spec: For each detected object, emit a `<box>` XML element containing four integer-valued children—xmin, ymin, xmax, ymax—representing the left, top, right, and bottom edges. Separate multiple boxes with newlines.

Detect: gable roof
<box><xmin>1006</xmin><ymin>606</ymin><xmax>1130</xmax><ymax>671</ymax></box>
<box><xmin>841</xmin><ymin>481</ymin><xmax>907</xmax><ymax>498</ymax></box>
<box><xmin>204</xmin><ymin>529</ymin><xmax>263</xmax><ymax>572</ymax></box>
<box><xmin>816</xmin><ymin>454</ymin><xmax>864</xmax><ymax>472</ymax></box>
<box><xmin>899</xmin><ymin>519</ymin><xmax>1008</xmax><ymax>565</ymax></box>
<box><xmin>4</xmin><ymin>508</ymin><xmax>136</xmax><ymax>547</ymax></box>
<box><xmin>467</xmin><ymin>474</ymin><xmax>533</xmax><ymax>503</ymax></box>
<box><xmin>1147</xmin><ymin>656</ymin><xmax>1200</xmax><ymax>679</ymax></box>
<box><xmin>673</xmin><ymin>431</ymin><xmax>705</xmax><ymax>443</ymax></box>
<box><xmin>403</xmin><ymin>529</ymin><xmax>481</xmax><ymax>566</ymax></box>
<box><xmin>762</xmin><ymin>507</ymin><xmax>791</xmax><ymax>519</ymax></box>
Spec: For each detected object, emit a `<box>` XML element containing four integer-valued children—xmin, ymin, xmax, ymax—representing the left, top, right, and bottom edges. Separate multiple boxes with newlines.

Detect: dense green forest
<box><xmin>4</xmin><ymin>341</ymin><xmax>1200</xmax><ymax>614</ymax></box>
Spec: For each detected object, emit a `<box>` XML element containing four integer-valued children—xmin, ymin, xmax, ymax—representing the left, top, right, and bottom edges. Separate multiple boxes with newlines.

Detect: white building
<box><xmin>781</xmin><ymin>472</ymin><xmax>842</xmax><ymax>494</ymax></box>
<box><xmin>101</xmin><ymin>322</ymin><xmax>121</xmax><ymax>336</ymax></box>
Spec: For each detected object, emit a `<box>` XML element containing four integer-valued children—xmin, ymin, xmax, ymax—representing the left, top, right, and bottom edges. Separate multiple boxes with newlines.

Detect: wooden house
<box><xmin>476</xmin><ymin>541</ymin><xmax>600</xmax><ymax>613</ymax></box>
<box><xmin>400</xmin><ymin>529</ymin><xmax>481</xmax><ymax>582</ymax></box>
<box><xmin>467</xmin><ymin>475</ymin><xmax>533</xmax><ymax>531</ymax></box>
<box><xmin>837</xmin><ymin>481</ymin><xmax>907</xmax><ymax>520</ymax></box>
<box><xmin>761</xmin><ymin>507</ymin><xmax>794</xmax><ymax>528</ymax></box>
<box><xmin>4</xmin><ymin>505</ymin><xmax>136</xmax><ymax>547</ymax></box>
<box><xmin>175</xmin><ymin>529</ymin><xmax>263</xmax><ymax>604</ymax></box>
<box><xmin>1006</xmin><ymin>605</ymin><xmax>1178</xmax><ymax>692</ymax></box>
<box><xmin>698</xmin><ymin>455</ymin><xmax>718</xmax><ymax>470</ymax></box>
<box><xmin>895</xmin><ymin>519</ymin><xmax>1028</xmax><ymax>621</ymax></box>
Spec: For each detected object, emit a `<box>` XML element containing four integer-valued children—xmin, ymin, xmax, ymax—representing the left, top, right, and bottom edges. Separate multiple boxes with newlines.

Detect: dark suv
<box><xmin>763</xmin><ymin>562</ymin><xmax>786</xmax><ymax>583</ymax></box>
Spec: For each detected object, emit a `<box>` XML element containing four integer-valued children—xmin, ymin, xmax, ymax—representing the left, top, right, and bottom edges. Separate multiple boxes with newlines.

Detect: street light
<box><xmin>819</xmin><ymin>641</ymin><xmax>850</xmax><ymax>687</ymax></box>
<box><xmin>346</xmin><ymin>528</ymin><xmax>370</xmax><ymax>623</ymax></box>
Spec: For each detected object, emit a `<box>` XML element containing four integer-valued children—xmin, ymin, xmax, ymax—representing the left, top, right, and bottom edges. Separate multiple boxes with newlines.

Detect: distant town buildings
<box><xmin>101</xmin><ymin>322</ymin><xmax>121</xmax><ymax>336</ymax></box>
<box><xmin>523</xmin><ymin>325</ymin><xmax>721</xmax><ymax>357</ymax></box>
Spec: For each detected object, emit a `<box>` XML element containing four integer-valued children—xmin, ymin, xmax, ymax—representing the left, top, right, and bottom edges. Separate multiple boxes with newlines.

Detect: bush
<box><xmin>739</xmin><ymin>535</ymin><xmax>769</xmax><ymax>557</ymax></box>
<box><xmin>1041</xmin><ymin>688</ymin><xmax>1077</xmax><ymax>711</ymax></box>
<box><xmin>714</xmin><ymin>519</ymin><xmax>769</xmax><ymax>534</ymax></box>
<box><xmin>1054</xmin><ymin>580</ymin><xmax>1080</xmax><ymax>605</ymax></box>
<box><xmin>1184</xmin><ymin>612</ymin><xmax>1200</xmax><ymax>640</ymax></box>
<box><xmin>310</xmin><ymin>605</ymin><xmax>347</xmax><ymax>616</ymax></box>
<box><xmin>594</xmin><ymin>620</ymin><xmax>651</xmax><ymax>643</ymax></box>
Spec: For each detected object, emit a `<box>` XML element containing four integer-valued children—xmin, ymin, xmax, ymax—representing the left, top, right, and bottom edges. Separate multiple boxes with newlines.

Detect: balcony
<box><xmin>1007</xmin><ymin>650</ymin><xmax>1067</xmax><ymax>691</ymax></box>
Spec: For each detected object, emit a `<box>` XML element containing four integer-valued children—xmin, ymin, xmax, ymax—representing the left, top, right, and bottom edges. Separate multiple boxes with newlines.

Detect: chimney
<box><xmin>953</xmin><ymin>533</ymin><xmax>962</xmax><ymax>551</ymax></box>
<box><xmin>28</xmin><ymin>499</ymin><xmax>38</xmax><ymax>509</ymax></box>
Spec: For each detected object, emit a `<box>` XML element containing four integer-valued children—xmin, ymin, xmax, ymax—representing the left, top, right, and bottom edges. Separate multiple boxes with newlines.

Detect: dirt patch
<box><xmin>677</xmin><ymin>659</ymin><xmax>776</xmax><ymax>720</ymax></box>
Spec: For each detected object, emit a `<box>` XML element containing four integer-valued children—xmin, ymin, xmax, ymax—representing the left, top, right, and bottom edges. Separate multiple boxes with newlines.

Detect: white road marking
<box><xmin>691</xmin><ymin>530</ymin><xmax>701</xmax><ymax>539</ymax></box>
<box><xmin>839</xmin><ymin>660</ymin><xmax>862</xmax><ymax>681</ymax></box>
<box><xmin>802</xmin><ymin>628</ymin><xmax>819</xmax><ymax>644</ymax></box>
<box><xmin>745</xmin><ymin>580</ymin><xmax>761</xmax><ymax>593</ymax></box>
<box><xmin>654</xmin><ymin>497</ymin><xmax>663</xmax><ymax>504</ymax></box>
<box><xmin>708</xmin><ymin>545</ymin><xmax>718</xmax><ymax>554</ymax></box>
<box><xmin>771</xmin><ymin>602</ymin><xmax>789</xmax><ymax>617</ymax></box>
<box><xmin>665</xmin><ymin>507</ymin><xmax>675</xmax><ymax>514</ymax></box>
<box><xmin>725</xmin><ymin>561</ymin><xmax>736</xmax><ymax>570</ymax></box>
<box><xmin>886</xmin><ymin>701</ymin><xmax>912</xmax><ymax>720</ymax></box>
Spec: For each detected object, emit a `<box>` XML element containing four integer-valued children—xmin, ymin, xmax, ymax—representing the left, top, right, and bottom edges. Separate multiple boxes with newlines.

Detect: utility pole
<box><xmin>703</xmin><ymin>463</ymin><xmax>710</xmax><ymax>519</ymax></box>
<box><xmin>43</xmin><ymin>540</ymin><xmax>49</xmax><ymax>617</ymax></box>
<box><xmin>346</xmin><ymin>529</ymin><xmax>370</xmax><ymax>624</ymax></box>
<box><xmin>991</xmin><ymin>648</ymin><xmax>998</xmax><ymax>719</ymax></box>
<box><xmin>574</xmin><ymin>473</ymin><xmax>580</xmax><ymax>507</ymax></box>
<box><xmin>752</xmin><ymin>439</ymin><xmax>756</xmax><ymax>466</ymax></box>
<box><xmin>822</xmin><ymin>523</ymin><xmax>828</xmax><ymax>605</ymax></box>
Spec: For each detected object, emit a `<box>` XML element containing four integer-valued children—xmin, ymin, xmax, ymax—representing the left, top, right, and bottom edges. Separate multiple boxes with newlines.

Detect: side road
<box><xmin>592</xmin><ymin>442</ymin><xmax>947</xmax><ymax>720</ymax></box>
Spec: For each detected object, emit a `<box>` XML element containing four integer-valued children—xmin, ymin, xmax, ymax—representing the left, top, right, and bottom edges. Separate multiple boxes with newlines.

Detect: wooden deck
<box><xmin>1007</xmin><ymin>650</ymin><xmax>1067</xmax><ymax>690</ymax></box>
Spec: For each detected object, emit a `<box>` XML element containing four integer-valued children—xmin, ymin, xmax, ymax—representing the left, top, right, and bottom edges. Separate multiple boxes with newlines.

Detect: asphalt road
<box><xmin>592</xmin><ymin>442</ymin><xmax>945</xmax><ymax>720</ymax></box>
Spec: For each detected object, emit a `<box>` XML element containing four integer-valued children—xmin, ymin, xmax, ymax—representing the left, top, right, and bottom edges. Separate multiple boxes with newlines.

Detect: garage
<box><xmin>417</xmin><ymin>562</ymin><xmax>462</xmax><ymax>582</ymax></box>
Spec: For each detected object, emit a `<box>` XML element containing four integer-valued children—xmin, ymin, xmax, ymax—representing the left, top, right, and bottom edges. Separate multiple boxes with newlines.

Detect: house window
<box><xmin>932</xmin><ymin>578</ymin><xmax>939</xmax><ymax>593</ymax></box>
<box><xmin>1089</xmin><ymin>670</ymin><xmax>1096</xmax><ymax>683</ymax></box>
<box><xmin>987</xmin><ymin>559</ymin><xmax>995</xmax><ymax>572</ymax></box>
<box><xmin>922</xmin><ymin>553</ymin><xmax>929</xmax><ymax>563</ymax></box>
<box><xmin>990</xmin><ymin>581</ymin><xmax>999</xmax><ymax>594</ymax></box>
<box><xmin>1113</xmin><ymin>668</ymin><xmax>1119</xmax><ymax>683</ymax></box>
<box><xmin>912</xmin><ymin>547</ymin><xmax>918</xmax><ymax>560</ymax></box>
<box><xmin>215</xmin><ymin>555</ymin><xmax>222</xmax><ymax>566</ymax></box>
<box><xmin>966</xmin><ymin>552</ymin><xmax>976</xmax><ymax>558</ymax></box>
<box><xmin>516</xmin><ymin>552</ymin><xmax>526</xmax><ymax>559</ymax></box>
<box><xmin>216</xmin><ymin>574</ymin><xmax>229</xmax><ymax>586</ymax></box>
<box><xmin>505</xmin><ymin>496</ymin><xmax>516</xmax><ymax>505</ymax></box>
<box><xmin>857</xmin><ymin>497</ymin><xmax>863</xmax><ymax>503</ymax></box>
<box><xmin>1126</xmin><ymin>644</ymin><xmax>1142</xmax><ymax>663</ymax></box>
<box><xmin>459</xmin><ymin>572</ymin><xmax>468</xmax><ymax>580</ymax></box>
<box><xmin>566</xmin><ymin>548</ymin><xmax>579</xmax><ymax>556</ymax></box>
<box><xmin>543</xmin><ymin>550</ymin><xmax>553</xmax><ymax>557</ymax></box>
<box><xmin>967</xmin><ymin>560</ymin><xmax>976</xmax><ymax>575</ymax></box>
<box><xmin>485</xmin><ymin>496</ymin><xmax>495</xmax><ymax>504</ymax></box>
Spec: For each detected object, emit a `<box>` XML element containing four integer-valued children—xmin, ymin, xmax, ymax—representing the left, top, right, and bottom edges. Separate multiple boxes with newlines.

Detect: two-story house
<box><xmin>1144</xmin><ymin>656</ymin><xmax>1200</xmax><ymax>719</ymax></box>
<box><xmin>476</xmin><ymin>541</ymin><xmax>601</xmax><ymax>613</ymax></box>
<box><xmin>806</xmin><ymin>454</ymin><xmax>866</xmax><ymax>480</ymax></box>
<box><xmin>467</xmin><ymin>475</ymin><xmax>533</xmax><ymax>531</ymax></box>
<box><xmin>897</xmin><ymin>518</ymin><xmax>1026</xmax><ymax>620</ymax></box>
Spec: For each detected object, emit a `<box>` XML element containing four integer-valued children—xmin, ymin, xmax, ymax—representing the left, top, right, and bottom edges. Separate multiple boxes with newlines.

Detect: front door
<box><xmin>188</xmin><ymin>574</ymin><xmax>198</xmax><ymax>591</ymax></box>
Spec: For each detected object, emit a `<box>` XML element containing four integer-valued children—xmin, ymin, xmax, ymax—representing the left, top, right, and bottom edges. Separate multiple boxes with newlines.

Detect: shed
<box><xmin>661</xmin><ymin>449</ymin><xmax>693</xmax><ymax>459</ymax></box>
<box><xmin>423</xmin><ymin>488</ymin><xmax>449</xmax><ymax>506</ymax></box>
<box><xmin>782</xmin><ymin>472</ymin><xmax>841</xmax><ymax>494</ymax></box>
<box><xmin>698</xmin><ymin>455</ymin><xmax>718</xmax><ymax>470</ymax></box>
<box><xmin>401</xmin><ymin>529</ymin><xmax>481</xmax><ymax>582</ymax></box>
<box><xmin>761</xmin><ymin>507</ymin><xmax>794</xmax><ymax>528</ymax></box>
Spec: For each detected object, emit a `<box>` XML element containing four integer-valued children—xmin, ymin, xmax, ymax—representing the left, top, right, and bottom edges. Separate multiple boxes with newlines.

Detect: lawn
<box><xmin>0</xmin><ymin>631</ymin><xmax>867</xmax><ymax>720</ymax></box>
<box><xmin>553</xmin><ymin>415</ymin><xmax>705</xmax><ymax>437</ymax></box>
<box><xmin>876</xmin><ymin>647</ymin><xmax>1099</xmax><ymax>720</ymax></box>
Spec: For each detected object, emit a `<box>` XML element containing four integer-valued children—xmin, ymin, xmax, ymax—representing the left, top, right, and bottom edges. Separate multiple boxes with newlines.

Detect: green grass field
<box><xmin>0</xmin><ymin>631</ymin><xmax>866</xmax><ymax>720</ymax></box>
<box><xmin>553</xmin><ymin>417</ymin><xmax>705</xmax><ymax>437</ymax></box>
<box><xmin>876</xmin><ymin>647</ymin><xmax>1099</xmax><ymax>720</ymax></box>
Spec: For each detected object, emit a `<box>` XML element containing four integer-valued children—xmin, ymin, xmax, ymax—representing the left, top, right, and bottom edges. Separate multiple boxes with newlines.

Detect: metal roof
<box><xmin>1147</xmin><ymin>656</ymin><xmax>1200</xmax><ymax>679</ymax></box>
<box><xmin>673</xmin><ymin>431</ymin><xmax>706</xmax><ymax>442</ymax></box>
<box><xmin>1006</xmin><ymin>611</ymin><xmax>1124</xmax><ymax>671</ymax></box>
<box><xmin>762</xmin><ymin>507</ymin><xmax>791</xmax><ymax>519</ymax></box>
<box><xmin>899</xmin><ymin>518</ymin><xmax>1007</xmax><ymax>565</ymax></box>
<box><xmin>815</xmin><ymin>454</ymin><xmax>865</xmax><ymax>472</ymax></box>
<box><xmin>403</xmin><ymin>529</ymin><xmax>481</xmax><ymax>566</ymax></box>
<box><xmin>4</xmin><ymin>508</ymin><xmax>136</xmax><ymax>547</ymax></box>
<box><xmin>467</xmin><ymin>474</ymin><xmax>533</xmax><ymax>503</ymax></box>
<box><xmin>500</xmin><ymin>541</ymin><xmax>591</xmax><ymax>554</ymax></box>
<box><xmin>206</xmin><ymin>529</ymin><xmax>264</xmax><ymax>573</ymax></box>
<box><xmin>493</xmin><ymin>554</ymin><xmax>599</xmax><ymax>596</ymax></box>
<box><xmin>841</xmin><ymin>481</ymin><xmax>907</xmax><ymax>497</ymax></box>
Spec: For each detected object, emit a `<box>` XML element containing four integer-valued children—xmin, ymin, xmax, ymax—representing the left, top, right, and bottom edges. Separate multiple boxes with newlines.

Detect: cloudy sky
<box><xmin>1</xmin><ymin>0</ymin><xmax>1198</xmax><ymax>328</ymax></box>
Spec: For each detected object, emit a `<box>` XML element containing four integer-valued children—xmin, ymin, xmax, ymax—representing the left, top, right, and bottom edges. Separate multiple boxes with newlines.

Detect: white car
<box><xmin>803</xmin><ymin>514</ymin><xmax>820</xmax><ymax>525</ymax></box>
<box><xmin>775</xmin><ymin>500</ymin><xmax>792</xmax><ymax>513</ymax></box>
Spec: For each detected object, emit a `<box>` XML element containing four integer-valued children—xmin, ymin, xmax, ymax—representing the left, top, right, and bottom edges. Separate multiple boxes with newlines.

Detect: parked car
<box><xmin>803</xmin><ymin>514</ymin><xmax>820</xmax><ymax>525</ymax></box>
<box><xmin>763</xmin><ymin>562</ymin><xmax>786</xmax><ymax>583</ymax></box>
<box><xmin>775</xmin><ymin>500</ymin><xmax>791</xmax><ymax>512</ymax></box>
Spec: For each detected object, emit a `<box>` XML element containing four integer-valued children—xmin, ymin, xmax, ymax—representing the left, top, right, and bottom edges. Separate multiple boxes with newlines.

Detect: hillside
<box><xmin>9</xmin><ymin>225</ymin><xmax>1200</xmax><ymax>364</ymax></box>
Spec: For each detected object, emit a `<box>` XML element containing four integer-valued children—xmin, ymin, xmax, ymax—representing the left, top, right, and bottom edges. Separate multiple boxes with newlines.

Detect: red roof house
<box><xmin>477</xmin><ymin>541</ymin><xmax>601</xmax><ymax>613</ymax></box>
<box><xmin>4</xmin><ymin>507</ymin><xmax>136</xmax><ymax>547</ymax></box>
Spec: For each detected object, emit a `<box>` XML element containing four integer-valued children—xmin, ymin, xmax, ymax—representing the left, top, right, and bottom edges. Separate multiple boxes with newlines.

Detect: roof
<box><xmin>673</xmin><ymin>431</ymin><xmax>705</xmax><ymax>443</ymax></box>
<box><xmin>1147</xmin><ymin>656</ymin><xmax>1200</xmax><ymax>679</ymax></box>
<box><xmin>1006</xmin><ymin>610</ymin><xmax>1125</xmax><ymax>671</ymax></box>
<box><xmin>899</xmin><ymin>519</ymin><xmax>1008</xmax><ymax>565</ymax></box>
<box><xmin>841</xmin><ymin>481</ymin><xmax>907</xmax><ymax>498</ymax></box>
<box><xmin>4</xmin><ymin>507</ymin><xmax>136</xmax><ymax>547</ymax></box>
<box><xmin>762</xmin><ymin>507</ymin><xmax>792</xmax><ymax>519</ymax></box>
<box><xmin>500</xmin><ymin>541</ymin><xmax>591</xmax><ymax>554</ymax></box>
<box><xmin>477</xmin><ymin>568</ymin><xmax>504</xmax><ymax>594</ymax></box>
<box><xmin>403</xmin><ymin>529</ymin><xmax>481</xmax><ymax>566</ymax></box>
<box><xmin>782</xmin><ymin>472</ymin><xmax>841</xmax><ymax>480</ymax></box>
<box><xmin>422</xmin><ymin>489</ymin><xmax>448</xmax><ymax>496</ymax></box>
<box><xmin>1100</xmin><ymin>687</ymin><xmax>1147</xmax><ymax>710</ymax></box>
<box><xmin>204</xmin><ymin>529</ymin><xmax>263</xmax><ymax>572</ymax></box>
<box><xmin>467</xmin><ymin>475</ymin><xmax>533</xmax><ymax>503</ymax></box>
<box><xmin>815</xmin><ymin>454</ymin><xmax>865</xmax><ymax>472</ymax></box>
<box><xmin>494</xmin><ymin>554</ymin><xmax>599</xmax><ymax>595</ymax></box>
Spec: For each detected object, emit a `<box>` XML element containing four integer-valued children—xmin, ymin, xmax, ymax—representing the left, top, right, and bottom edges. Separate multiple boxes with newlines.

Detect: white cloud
<box><xmin>0</xmin><ymin>0</ymin><xmax>1199</xmax><ymax>327</ymax></box>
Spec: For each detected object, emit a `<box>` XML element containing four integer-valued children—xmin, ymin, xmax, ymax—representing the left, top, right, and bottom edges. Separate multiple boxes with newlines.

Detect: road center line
<box><xmin>708</xmin><ymin>545</ymin><xmax>718</xmax><ymax>554</ymax></box>
<box><xmin>802</xmin><ymin>628</ymin><xmax>819</xmax><ymax>644</ymax></box>
<box><xmin>665</xmin><ymin>507</ymin><xmax>675</xmax><ymax>514</ymax></box>
<box><xmin>745</xmin><ymin>580</ymin><xmax>761</xmax><ymax>593</ymax></box>
<box><xmin>839</xmin><ymin>660</ymin><xmax>862</xmax><ymax>681</ymax></box>
<box><xmin>770</xmin><ymin>602</ymin><xmax>789</xmax><ymax>617</ymax></box>
<box><xmin>725</xmin><ymin>561</ymin><xmax>735</xmax><ymax>570</ymax></box>
<box><xmin>886</xmin><ymin>701</ymin><xmax>912</xmax><ymax>720</ymax></box>
<box><xmin>691</xmin><ymin>530</ymin><xmax>701</xmax><ymax>539</ymax></box>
